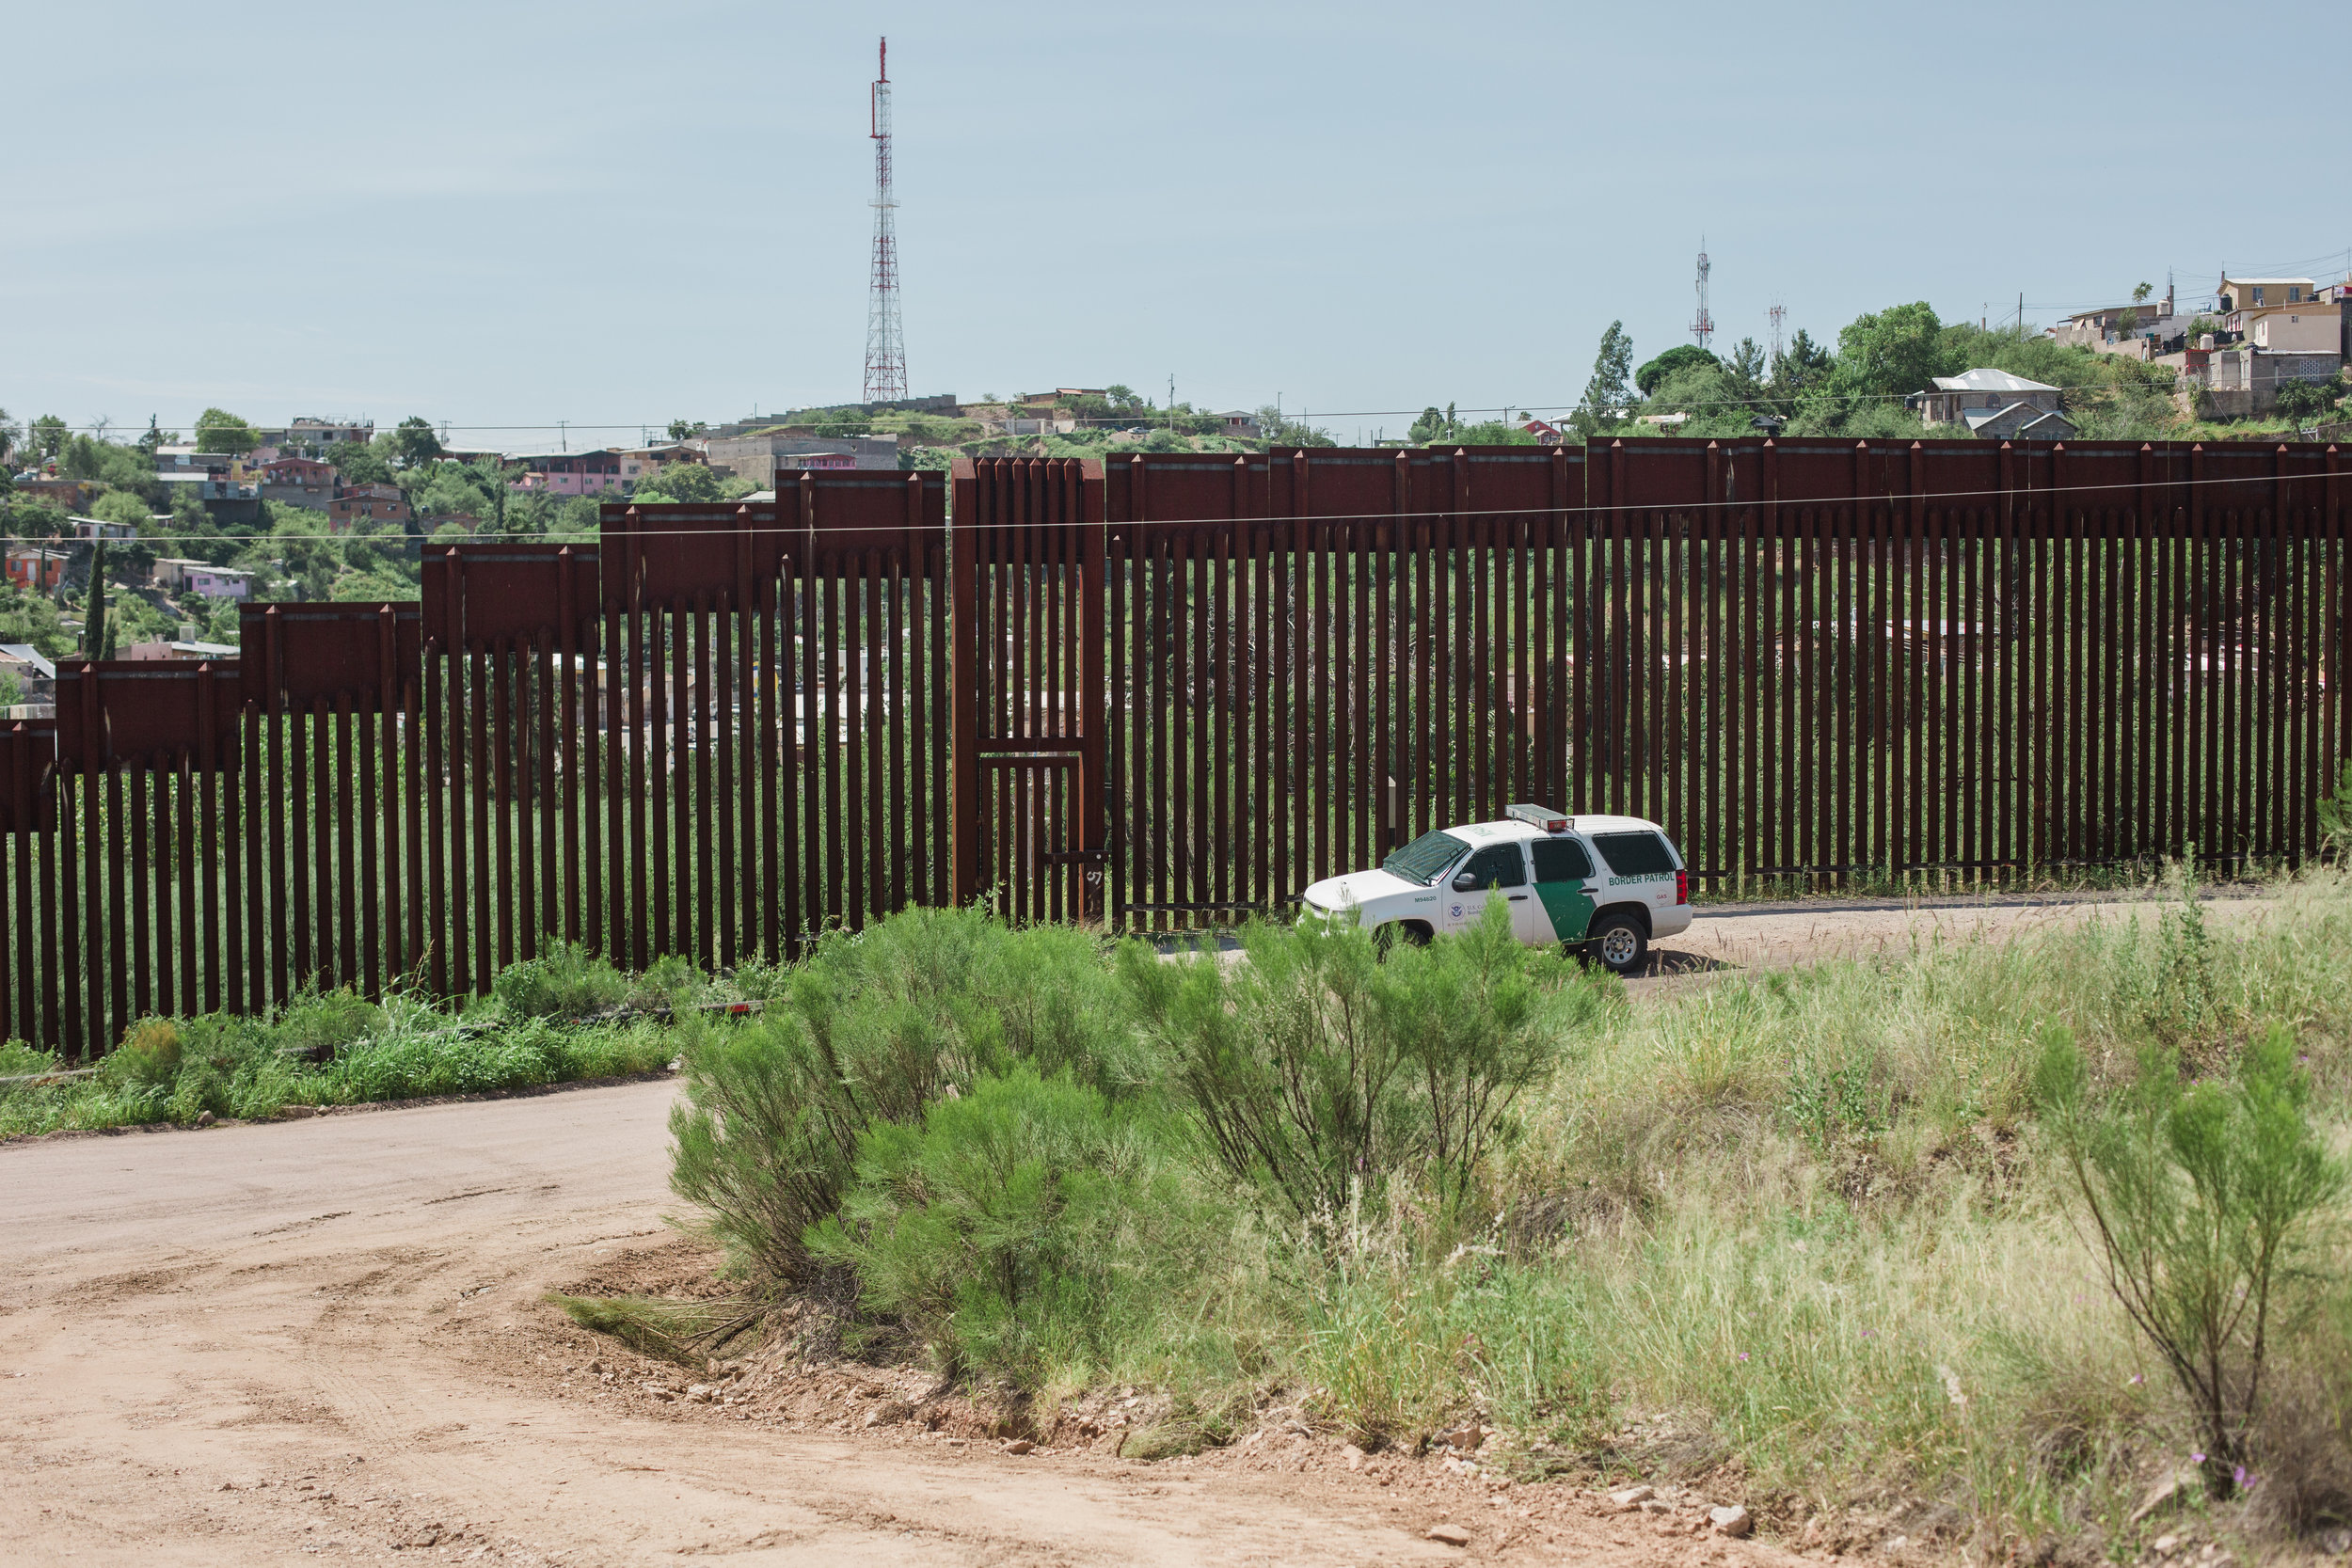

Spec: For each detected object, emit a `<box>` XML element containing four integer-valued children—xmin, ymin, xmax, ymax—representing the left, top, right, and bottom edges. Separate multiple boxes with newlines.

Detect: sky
<box><xmin>5</xmin><ymin>0</ymin><xmax>2346</xmax><ymax>449</ymax></box>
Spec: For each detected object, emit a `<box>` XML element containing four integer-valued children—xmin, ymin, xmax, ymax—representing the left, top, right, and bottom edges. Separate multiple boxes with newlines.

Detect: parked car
<box><xmin>1297</xmin><ymin>803</ymin><xmax>1692</xmax><ymax>974</ymax></box>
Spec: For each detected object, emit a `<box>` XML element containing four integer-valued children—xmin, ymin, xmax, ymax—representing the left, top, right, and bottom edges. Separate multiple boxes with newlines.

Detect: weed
<box><xmin>2319</xmin><ymin>762</ymin><xmax>2352</xmax><ymax>864</ymax></box>
<box><xmin>494</xmin><ymin>943</ymin><xmax>629</xmax><ymax>1020</ymax></box>
<box><xmin>548</xmin><ymin>1293</ymin><xmax>765</xmax><ymax>1366</ymax></box>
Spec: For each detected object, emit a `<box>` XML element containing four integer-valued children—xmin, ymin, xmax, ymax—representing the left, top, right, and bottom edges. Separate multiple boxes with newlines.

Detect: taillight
<box><xmin>1676</xmin><ymin>870</ymin><xmax>1690</xmax><ymax>905</ymax></box>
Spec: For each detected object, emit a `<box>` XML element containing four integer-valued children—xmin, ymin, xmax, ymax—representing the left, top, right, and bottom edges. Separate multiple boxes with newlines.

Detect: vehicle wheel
<box><xmin>1588</xmin><ymin>912</ymin><xmax>1649</xmax><ymax>975</ymax></box>
<box><xmin>1372</xmin><ymin>921</ymin><xmax>1431</xmax><ymax>958</ymax></box>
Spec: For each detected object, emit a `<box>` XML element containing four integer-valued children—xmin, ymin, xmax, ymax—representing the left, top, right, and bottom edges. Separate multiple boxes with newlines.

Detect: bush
<box><xmin>494</xmin><ymin>942</ymin><xmax>629</xmax><ymax>1020</ymax></box>
<box><xmin>668</xmin><ymin>906</ymin><xmax>1148</xmax><ymax>1286</ymax></box>
<box><xmin>2037</xmin><ymin>1020</ymin><xmax>2344</xmax><ymax>1496</ymax></box>
<box><xmin>669</xmin><ymin>1014</ymin><xmax>868</xmax><ymax>1285</ymax></box>
<box><xmin>1119</xmin><ymin>899</ymin><xmax>1585</xmax><ymax>1218</ymax></box>
<box><xmin>104</xmin><ymin>1019</ymin><xmax>183</xmax><ymax>1089</ymax></box>
<box><xmin>632</xmin><ymin>954</ymin><xmax>707</xmax><ymax>1012</ymax></box>
<box><xmin>807</xmin><ymin>1064</ymin><xmax>1205</xmax><ymax>1387</ymax></box>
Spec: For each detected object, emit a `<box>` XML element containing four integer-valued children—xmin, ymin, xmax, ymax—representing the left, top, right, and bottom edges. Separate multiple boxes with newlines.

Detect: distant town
<box><xmin>4</xmin><ymin>267</ymin><xmax>2347</xmax><ymax>712</ymax></box>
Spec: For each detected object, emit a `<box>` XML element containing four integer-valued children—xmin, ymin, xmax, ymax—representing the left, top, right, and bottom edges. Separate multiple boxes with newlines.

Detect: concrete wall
<box><xmin>2251</xmin><ymin>312</ymin><xmax>2341</xmax><ymax>351</ymax></box>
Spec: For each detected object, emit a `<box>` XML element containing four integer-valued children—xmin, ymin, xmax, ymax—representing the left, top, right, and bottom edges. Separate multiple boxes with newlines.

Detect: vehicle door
<box><xmin>1591</xmin><ymin>830</ymin><xmax>1682</xmax><ymax>916</ymax></box>
<box><xmin>1528</xmin><ymin>835</ymin><xmax>1598</xmax><ymax>942</ymax></box>
<box><xmin>1443</xmin><ymin>842</ymin><xmax>1533</xmax><ymax>934</ymax></box>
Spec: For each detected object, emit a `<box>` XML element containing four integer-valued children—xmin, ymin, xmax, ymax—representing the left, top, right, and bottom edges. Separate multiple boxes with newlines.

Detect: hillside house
<box><xmin>152</xmin><ymin>558</ymin><xmax>256</xmax><ymax>599</ymax></box>
<box><xmin>1915</xmin><ymin>369</ymin><xmax>2064</xmax><ymax>429</ymax></box>
<box><xmin>70</xmin><ymin>516</ymin><xmax>140</xmax><ymax>542</ymax></box>
<box><xmin>119</xmin><ymin>638</ymin><xmax>239</xmax><ymax>663</ymax></box>
<box><xmin>507</xmin><ymin>450</ymin><xmax>626</xmax><ymax>497</ymax></box>
<box><xmin>5</xmin><ymin>545</ymin><xmax>71</xmax><ymax>591</ymax></box>
<box><xmin>328</xmin><ymin>483</ymin><xmax>411</xmax><ymax>531</ymax></box>
<box><xmin>0</xmin><ymin>643</ymin><xmax>55</xmax><ymax>704</ymax></box>
<box><xmin>703</xmin><ymin>433</ymin><xmax>898</xmax><ymax>484</ymax></box>
<box><xmin>259</xmin><ymin>454</ymin><xmax>339</xmax><ymax>511</ymax></box>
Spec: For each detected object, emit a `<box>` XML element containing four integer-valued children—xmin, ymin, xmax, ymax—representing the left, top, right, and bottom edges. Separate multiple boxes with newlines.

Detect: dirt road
<box><xmin>1637</xmin><ymin>890</ymin><xmax>2267</xmax><ymax>992</ymax></box>
<box><xmin>0</xmin><ymin>1082</ymin><xmax>1805</xmax><ymax>1567</ymax></box>
<box><xmin>0</xmin><ymin>894</ymin><xmax>2254</xmax><ymax>1565</ymax></box>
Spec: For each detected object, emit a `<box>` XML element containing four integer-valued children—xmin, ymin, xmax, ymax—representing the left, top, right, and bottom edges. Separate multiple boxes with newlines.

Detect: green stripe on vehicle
<box><xmin>1534</xmin><ymin>879</ymin><xmax>1595</xmax><ymax>942</ymax></box>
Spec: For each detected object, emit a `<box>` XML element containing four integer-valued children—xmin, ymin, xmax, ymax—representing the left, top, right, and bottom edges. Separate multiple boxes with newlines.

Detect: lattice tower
<box><xmin>1689</xmin><ymin>238</ymin><xmax>1714</xmax><ymax>352</ymax></box>
<box><xmin>862</xmin><ymin>38</ymin><xmax>906</xmax><ymax>404</ymax></box>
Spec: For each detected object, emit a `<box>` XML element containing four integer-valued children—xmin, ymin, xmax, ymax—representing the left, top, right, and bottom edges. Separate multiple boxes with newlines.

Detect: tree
<box><xmin>333</xmin><ymin>442</ymin><xmax>392</xmax><ymax>487</ymax></box>
<box><xmin>31</xmin><ymin>415</ymin><xmax>68</xmax><ymax>462</ymax></box>
<box><xmin>0</xmin><ymin>408</ymin><xmax>19</xmax><ymax>467</ymax></box>
<box><xmin>1634</xmin><ymin>344</ymin><xmax>1719</xmax><ymax>399</ymax></box>
<box><xmin>632</xmin><ymin>462</ymin><xmax>723</xmax><ymax>503</ymax></box>
<box><xmin>83</xmin><ymin>540</ymin><xmax>110</xmax><ymax>658</ymax></box>
<box><xmin>91</xmin><ymin>490</ymin><xmax>151</xmax><ymax>531</ymax></box>
<box><xmin>1834</xmin><ymin>302</ymin><xmax>1947</xmax><ymax>398</ymax></box>
<box><xmin>194</xmin><ymin>407</ymin><xmax>259</xmax><ymax>454</ymax></box>
<box><xmin>666</xmin><ymin>419</ymin><xmax>707</xmax><ymax>444</ymax></box>
<box><xmin>390</xmin><ymin>416</ymin><xmax>442</xmax><ymax>465</ymax></box>
<box><xmin>1572</xmin><ymin>323</ymin><xmax>1635</xmax><ymax>436</ymax></box>
<box><xmin>2273</xmin><ymin>376</ymin><xmax>2342</xmax><ymax>423</ymax></box>
<box><xmin>2133</xmin><ymin>281</ymin><xmax>2154</xmax><ymax>304</ymax></box>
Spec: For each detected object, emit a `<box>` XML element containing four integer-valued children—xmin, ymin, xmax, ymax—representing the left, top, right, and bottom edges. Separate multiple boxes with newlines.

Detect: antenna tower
<box><xmin>1767</xmin><ymin>302</ymin><xmax>1787</xmax><ymax>363</ymax></box>
<box><xmin>862</xmin><ymin>37</ymin><xmax>906</xmax><ymax>404</ymax></box>
<box><xmin>1689</xmin><ymin>237</ymin><xmax>1714</xmax><ymax>352</ymax></box>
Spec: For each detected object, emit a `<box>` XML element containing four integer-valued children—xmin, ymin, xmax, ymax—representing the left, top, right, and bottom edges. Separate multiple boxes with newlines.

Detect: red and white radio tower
<box><xmin>1689</xmin><ymin>237</ymin><xmax>1714</xmax><ymax>352</ymax></box>
<box><xmin>862</xmin><ymin>37</ymin><xmax>906</xmax><ymax>404</ymax></box>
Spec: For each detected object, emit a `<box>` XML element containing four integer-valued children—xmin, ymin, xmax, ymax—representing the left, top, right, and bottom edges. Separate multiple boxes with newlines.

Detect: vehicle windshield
<box><xmin>1381</xmin><ymin>830</ymin><xmax>1470</xmax><ymax>887</ymax></box>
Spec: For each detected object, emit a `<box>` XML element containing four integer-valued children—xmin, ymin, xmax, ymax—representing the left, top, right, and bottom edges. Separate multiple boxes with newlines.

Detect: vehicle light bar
<box><xmin>1504</xmin><ymin>802</ymin><xmax>1572</xmax><ymax>833</ymax></box>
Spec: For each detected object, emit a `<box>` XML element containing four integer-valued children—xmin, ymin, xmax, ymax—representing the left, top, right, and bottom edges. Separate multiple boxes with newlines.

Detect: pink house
<box><xmin>509</xmin><ymin>450</ymin><xmax>626</xmax><ymax>496</ymax></box>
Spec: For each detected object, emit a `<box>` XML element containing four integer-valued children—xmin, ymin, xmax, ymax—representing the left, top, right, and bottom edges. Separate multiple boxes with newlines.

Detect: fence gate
<box><xmin>951</xmin><ymin>459</ymin><xmax>1106</xmax><ymax>924</ymax></box>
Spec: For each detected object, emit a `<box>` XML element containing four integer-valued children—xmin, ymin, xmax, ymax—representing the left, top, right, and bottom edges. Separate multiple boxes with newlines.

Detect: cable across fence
<box><xmin>3</xmin><ymin>439</ymin><xmax>2345</xmax><ymax>1057</ymax></box>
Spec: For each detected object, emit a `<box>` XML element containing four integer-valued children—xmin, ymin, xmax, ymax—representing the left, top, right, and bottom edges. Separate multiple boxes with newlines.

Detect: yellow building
<box><xmin>2217</xmin><ymin>275</ymin><xmax>2318</xmax><ymax>312</ymax></box>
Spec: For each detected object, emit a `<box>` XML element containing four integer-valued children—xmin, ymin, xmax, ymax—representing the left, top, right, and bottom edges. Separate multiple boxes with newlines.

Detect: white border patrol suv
<box><xmin>1297</xmin><ymin>804</ymin><xmax>1693</xmax><ymax>974</ymax></box>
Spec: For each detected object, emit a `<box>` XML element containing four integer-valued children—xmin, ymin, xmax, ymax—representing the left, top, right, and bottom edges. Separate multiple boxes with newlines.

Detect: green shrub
<box><xmin>787</xmin><ymin>905</ymin><xmax>1139</xmax><ymax>1101</ymax></box>
<box><xmin>494</xmin><ymin>942</ymin><xmax>629</xmax><ymax>1020</ymax></box>
<box><xmin>632</xmin><ymin>954</ymin><xmax>708</xmax><ymax>1011</ymax></box>
<box><xmin>0</xmin><ymin>1038</ymin><xmax>60</xmax><ymax>1080</ymax></box>
<box><xmin>103</xmin><ymin>1019</ymin><xmax>183</xmax><ymax>1089</ymax></box>
<box><xmin>167</xmin><ymin>1057</ymin><xmax>232</xmax><ymax>1123</ymax></box>
<box><xmin>807</xmin><ymin>1064</ymin><xmax>1204</xmax><ymax>1388</ymax></box>
<box><xmin>2037</xmin><ymin>1020</ymin><xmax>2344</xmax><ymax>1496</ymax></box>
<box><xmin>273</xmin><ymin>989</ymin><xmax>381</xmax><ymax>1060</ymax></box>
<box><xmin>669</xmin><ymin>1013</ymin><xmax>869</xmax><ymax>1284</ymax></box>
<box><xmin>2320</xmin><ymin>761</ymin><xmax>2352</xmax><ymax>864</ymax></box>
<box><xmin>1119</xmin><ymin>899</ymin><xmax>1582</xmax><ymax>1218</ymax></box>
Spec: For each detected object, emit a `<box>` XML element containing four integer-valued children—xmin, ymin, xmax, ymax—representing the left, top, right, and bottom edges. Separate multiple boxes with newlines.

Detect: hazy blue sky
<box><xmin>6</xmin><ymin>0</ymin><xmax>2344</xmax><ymax>447</ymax></box>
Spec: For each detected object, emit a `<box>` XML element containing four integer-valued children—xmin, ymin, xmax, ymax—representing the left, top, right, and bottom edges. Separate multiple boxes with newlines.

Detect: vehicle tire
<box><xmin>1372</xmin><ymin>921</ymin><xmax>1431</xmax><ymax>959</ymax></box>
<box><xmin>1587</xmin><ymin>911</ymin><xmax>1649</xmax><ymax>975</ymax></box>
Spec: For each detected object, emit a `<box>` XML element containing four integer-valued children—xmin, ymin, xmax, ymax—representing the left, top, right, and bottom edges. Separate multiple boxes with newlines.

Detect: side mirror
<box><xmin>1451</xmin><ymin>870</ymin><xmax>1481</xmax><ymax>893</ymax></box>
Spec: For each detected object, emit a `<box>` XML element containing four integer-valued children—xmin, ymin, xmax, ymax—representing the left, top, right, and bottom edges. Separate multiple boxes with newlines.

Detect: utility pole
<box><xmin>1168</xmin><ymin>374</ymin><xmax>1176</xmax><ymax>433</ymax></box>
<box><xmin>558</xmin><ymin>419</ymin><xmax>568</xmax><ymax>452</ymax></box>
<box><xmin>2016</xmin><ymin>293</ymin><xmax>2024</xmax><ymax>341</ymax></box>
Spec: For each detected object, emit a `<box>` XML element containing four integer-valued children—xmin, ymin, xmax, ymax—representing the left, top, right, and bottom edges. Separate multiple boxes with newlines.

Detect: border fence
<box><xmin>4</xmin><ymin>438</ymin><xmax>2344</xmax><ymax>1055</ymax></box>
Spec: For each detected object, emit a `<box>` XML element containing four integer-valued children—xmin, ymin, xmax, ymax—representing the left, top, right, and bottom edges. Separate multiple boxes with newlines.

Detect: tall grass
<box><xmin>0</xmin><ymin>944</ymin><xmax>702</xmax><ymax>1139</ymax></box>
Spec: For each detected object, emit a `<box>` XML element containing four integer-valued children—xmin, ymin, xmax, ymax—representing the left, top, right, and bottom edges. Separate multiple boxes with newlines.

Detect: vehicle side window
<box><xmin>1458</xmin><ymin>844</ymin><xmax>1527</xmax><ymax>888</ymax></box>
<box><xmin>1530</xmin><ymin>838</ymin><xmax>1594</xmax><ymax>883</ymax></box>
<box><xmin>1591</xmin><ymin>832</ymin><xmax>1678</xmax><ymax>875</ymax></box>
